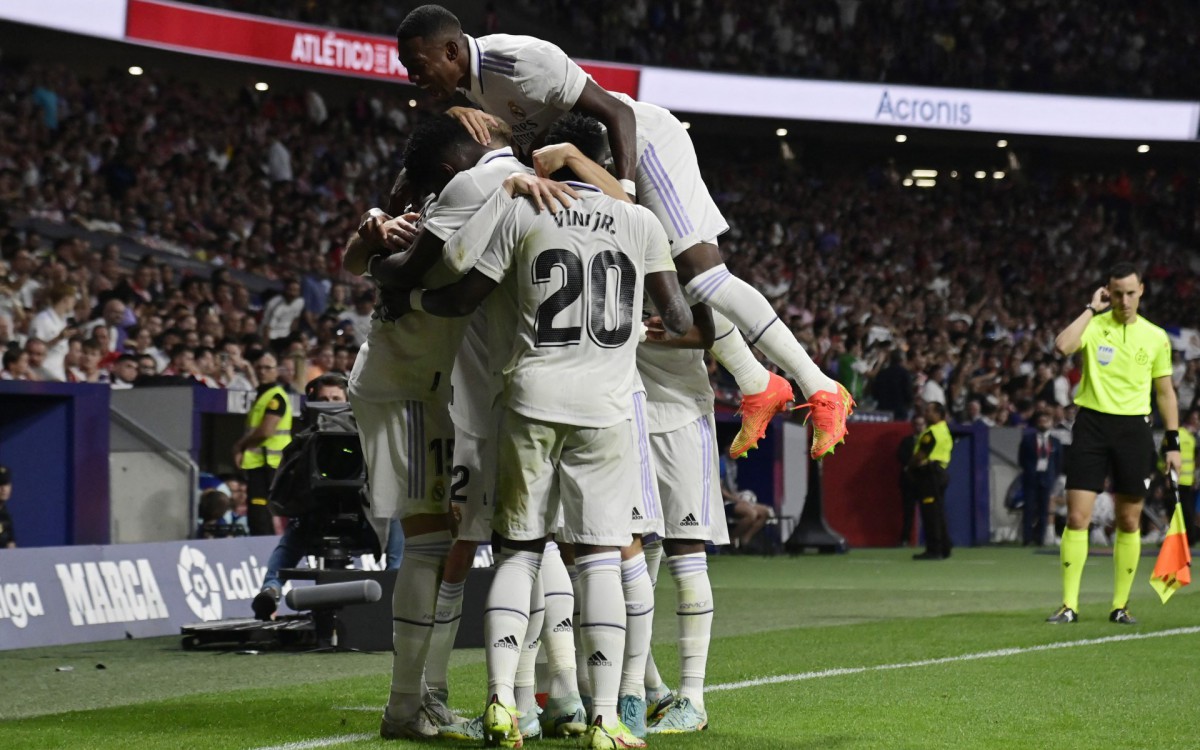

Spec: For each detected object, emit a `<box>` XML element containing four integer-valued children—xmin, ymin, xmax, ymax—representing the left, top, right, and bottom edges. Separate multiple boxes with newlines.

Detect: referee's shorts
<box><xmin>1064</xmin><ymin>407</ymin><xmax>1156</xmax><ymax>497</ymax></box>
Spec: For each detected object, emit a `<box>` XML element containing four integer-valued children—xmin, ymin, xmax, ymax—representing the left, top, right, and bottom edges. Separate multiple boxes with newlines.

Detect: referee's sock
<box><xmin>1060</xmin><ymin>528</ymin><xmax>1088</xmax><ymax>611</ymax></box>
<box><xmin>1112</xmin><ymin>529</ymin><xmax>1141</xmax><ymax>610</ymax></box>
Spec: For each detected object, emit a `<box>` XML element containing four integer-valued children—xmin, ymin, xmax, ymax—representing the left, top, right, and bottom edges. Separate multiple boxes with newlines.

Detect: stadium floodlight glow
<box><xmin>128</xmin><ymin>66</ymin><xmax>144</xmax><ymax>76</ymax></box>
<box><xmin>974</xmin><ymin>171</ymin><xmax>986</xmax><ymax>179</ymax></box>
<box><xmin>951</xmin><ymin>170</ymin><xmax>959</xmax><ymax>178</ymax></box>
<box><xmin>1137</xmin><ymin>144</ymin><xmax>1150</xmax><ymax>153</ymax></box>
<box><xmin>993</xmin><ymin>171</ymin><xmax>1006</xmax><ymax>179</ymax></box>
<box><xmin>911</xmin><ymin>169</ymin><xmax>938</xmax><ymax>178</ymax></box>
<box><xmin>902</xmin><ymin>178</ymin><xmax>914</xmax><ymax>187</ymax></box>
<box><xmin>997</xmin><ymin>139</ymin><xmax>1008</xmax><ymax>148</ymax></box>
<box><xmin>915</xmin><ymin>178</ymin><xmax>936</xmax><ymax>188</ymax></box>
<box><xmin>895</xmin><ymin>134</ymin><xmax>908</xmax><ymax>143</ymax></box>
<box><xmin>408</xmin><ymin>99</ymin><xmax>417</xmax><ymax>107</ymax></box>
<box><xmin>775</xmin><ymin>127</ymin><xmax>788</xmax><ymax>137</ymax></box>
<box><xmin>681</xmin><ymin>121</ymin><xmax>691</xmax><ymax>130</ymax></box>
<box><xmin>254</xmin><ymin>82</ymin><xmax>269</xmax><ymax>91</ymax></box>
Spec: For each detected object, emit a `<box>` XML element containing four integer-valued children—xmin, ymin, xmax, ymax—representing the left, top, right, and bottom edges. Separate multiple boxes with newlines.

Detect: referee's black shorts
<box><xmin>1064</xmin><ymin>407</ymin><xmax>1156</xmax><ymax>497</ymax></box>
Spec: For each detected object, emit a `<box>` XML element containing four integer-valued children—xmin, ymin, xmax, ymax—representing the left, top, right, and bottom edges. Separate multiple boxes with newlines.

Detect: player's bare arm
<box><xmin>572</xmin><ymin>80</ymin><xmax>637</xmax><ymax>186</ymax></box>
<box><xmin>643</xmin><ymin>302</ymin><xmax>715</xmax><ymax>349</ymax></box>
<box><xmin>644</xmin><ymin>270</ymin><xmax>692</xmax><ymax>339</ymax></box>
<box><xmin>533</xmin><ymin>143</ymin><xmax>631</xmax><ymax>204</ymax></box>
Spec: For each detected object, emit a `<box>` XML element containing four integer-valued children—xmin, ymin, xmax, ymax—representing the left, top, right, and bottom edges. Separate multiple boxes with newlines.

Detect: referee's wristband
<box><xmin>409</xmin><ymin>288</ymin><xmax>426</xmax><ymax>313</ymax></box>
<box><xmin>1162</xmin><ymin>430</ymin><xmax>1181</xmax><ymax>455</ymax></box>
<box><xmin>619</xmin><ymin>178</ymin><xmax>636</xmax><ymax>197</ymax></box>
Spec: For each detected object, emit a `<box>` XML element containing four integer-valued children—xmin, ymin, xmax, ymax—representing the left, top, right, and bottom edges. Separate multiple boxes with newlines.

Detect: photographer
<box><xmin>251</xmin><ymin>374</ymin><xmax>403</xmax><ymax>620</ymax></box>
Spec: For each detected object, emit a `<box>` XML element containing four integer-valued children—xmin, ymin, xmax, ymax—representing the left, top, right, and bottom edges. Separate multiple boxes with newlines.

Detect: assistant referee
<box><xmin>1048</xmin><ymin>262</ymin><xmax>1181</xmax><ymax>625</ymax></box>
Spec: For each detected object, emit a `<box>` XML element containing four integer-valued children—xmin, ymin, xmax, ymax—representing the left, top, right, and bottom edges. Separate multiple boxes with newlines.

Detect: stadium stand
<box><xmin>1</xmin><ymin>58</ymin><xmax>1195</xmax><ymax>426</ymax></box>
<box><xmin>184</xmin><ymin>0</ymin><xmax>1200</xmax><ymax>97</ymax></box>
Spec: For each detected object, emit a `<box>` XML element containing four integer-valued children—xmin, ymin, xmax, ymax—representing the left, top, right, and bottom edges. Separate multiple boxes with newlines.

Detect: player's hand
<box><xmin>446</xmin><ymin>106</ymin><xmax>498</xmax><ymax>146</ymax></box>
<box><xmin>1090</xmin><ymin>286</ymin><xmax>1109</xmax><ymax>310</ymax></box>
<box><xmin>532</xmin><ymin>143</ymin><xmax>581</xmax><ymax>178</ymax></box>
<box><xmin>504</xmin><ymin>173</ymin><xmax>578</xmax><ymax>214</ymax></box>
<box><xmin>642</xmin><ymin>315</ymin><xmax>670</xmax><ymax>342</ymax></box>
<box><xmin>358</xmin><ymin>208</ymin><xmax>393</xmax><ymax>247</ymax></box>
<box><xmin>381</xmin><ymin>214</ymin><xmax>420</xmax><ymax>251</ymax></box>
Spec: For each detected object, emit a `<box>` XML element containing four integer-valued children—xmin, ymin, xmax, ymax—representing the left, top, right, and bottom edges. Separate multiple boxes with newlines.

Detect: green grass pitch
<box><xmin>2</xmin><ymin>547</ymin><xmax>1197</xmax><ymax>749</ymax></box>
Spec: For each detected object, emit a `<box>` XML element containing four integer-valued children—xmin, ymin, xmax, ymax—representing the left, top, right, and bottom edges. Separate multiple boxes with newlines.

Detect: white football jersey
<box><xmin>471</xmin><ymin>186</ymin><xmax>676</xmax><ymax>428</ymax></box>
<box><xmin>459</xmin><ymin>34</ymin><xmax>675</xmax><ymax>157</ymax></box>
<box><xmin>348</xmin><ymin>148</ymin><xmax>525</xmax><ymax>405</ymax></box>
<box><xmin>636</xmin><ymin>306</ymin><xmax>714</xmax><ymax>434</ymax></box>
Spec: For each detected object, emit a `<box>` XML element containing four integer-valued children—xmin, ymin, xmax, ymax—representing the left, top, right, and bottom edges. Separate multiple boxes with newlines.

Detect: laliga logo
<box><xmin>178</xmin><ymin>545</ymin><xmax>222</xmax><ymax>621</ymax></box>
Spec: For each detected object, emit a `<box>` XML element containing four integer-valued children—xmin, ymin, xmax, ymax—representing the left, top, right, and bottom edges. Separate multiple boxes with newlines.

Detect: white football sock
<box><xmin>389</xmin><ymin>530</ymin><xmax>452</xmax><ymax>713</ymax></box>
<box><xmin>668</xmin><ymin>553</ymin><xmax>714</xmax><ymax>711</ymax></box>
<box><xmin>686</xmin><ymin>264</ymin><xmax>836</xmax><ymax>398</ymax></box>
<box><xmin>619</xmin><ymin>553</ymin><xmax>654</xmax><ymax>699</ymax></box>
<box><xmin>577</xmin><ymin>551</ymin><xmax>625</xmax><ymax>724</ymax></box>
<box><xmin>484</xmin><ymin>549</ymin><xmax>542</xmax><ymax>708</ymax></box>
<box><xmin>540</xmin><ymin>542</ymin><xmax>578</xmax><ymax>699</ymax></box>
<box><xmin>708</xmin><ymin>309</ymin><xmax>770</xmax><ymax>395</ymax></box>
<box><xmin>568</xmin><ymin>563</ymin><xmax>593</xmax><ymax>699</ymax></box>
<box><xmin>425</xmin><ymin>578</ymin><xmax>465</xmax><ymax>694</ymax></box>
<box><xmin>641</xmin><ymin>540</ymin><xmax>666</xmax><ymax>692</ymax></box>
<box><xmin>515</xmin><ymin>574</ymin><xmax>545</xmax><ymax>716</ymax></box>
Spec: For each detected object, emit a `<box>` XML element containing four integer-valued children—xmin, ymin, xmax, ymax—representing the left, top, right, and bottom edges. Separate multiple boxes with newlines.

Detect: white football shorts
<box><xmin>351</xmin><ymin>394</ymin><xmax>453</xmax><ymax>521</ymax></box>
<box><xmin>651</xmin><ymin>413</ymin><xmax>728</xmax><ymax>545</ymax></box>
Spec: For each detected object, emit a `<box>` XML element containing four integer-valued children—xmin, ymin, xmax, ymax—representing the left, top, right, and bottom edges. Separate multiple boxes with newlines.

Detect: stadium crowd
<box><xmin>186</xmin><ymin>0</ymin><xmax>1199</xmax><ymax>98</ymax></box>
<box><xmin>1</xmin><ymin>61</ymin><xmax>1197</xmax><ymax>427</ymax></box>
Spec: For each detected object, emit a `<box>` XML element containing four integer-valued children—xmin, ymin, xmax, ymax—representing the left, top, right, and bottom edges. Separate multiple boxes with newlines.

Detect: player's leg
<box><xmin>634</xmin><ymin>127</ymin><xmax>850</xmax><ymax>459</ymax></box>
<box><xmin>482</xmin><ymin>411</ymin><xmax>562</xmax><ymax>748</ymax></box>
<box><xmin>647</xmin><ymin>416</ymin><xmax>718</xmax><ymax>734</ymax></box>
<box><xmin>353</xmin><ymin>395</ymin><xmax>455</xmax><ymax>739</ymax></box>
<box><xmin>560</xmin><ymin>421</ymin><xmax>645</xmax><ymax>748</ymax></box>
<box><xmin>618</xmin><ymin>393</ymin><xmax>662</xmax><ymax>738</ymax></box>
<box><xmin>539</xmin><ymin>540</ymin><xmax>587</xmax><ymax>736</ymax></box>
<box><xmin>426</xmin><ymin>427</ymin><xmax>492</xmax><ymax>721</ymax></box>
<box><xmin>640</xmin><ymin>536</ymin><xmax>673</xmax><ymax>722</ymax></box>
<box><xmin>515</xmin><ymin>574</ymin><xmax>545</xmax><ymax>740</ymax></box>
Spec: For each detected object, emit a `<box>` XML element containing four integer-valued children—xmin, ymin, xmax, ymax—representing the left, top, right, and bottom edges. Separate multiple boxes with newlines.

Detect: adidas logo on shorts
<box><xmin>631</xmin><ymin>508</ymin><xmax>644</xmax><ymax>520</ymax></box>
<box><xmin>679</xmin><ymin>513</ymin><xmax>700</xmax><ymax>527</ymax></box>
<box><xmin>587</xmin><ymin>650</ymin><xmax>612</xmax><ymax>667</ymax></box>
<box><xmin>494</xmin><ymin>634</ymin><xmax>520</xmax><ymax>651</ymax></box>
<box><xmin>552</xmin><ymin>618</ymin><xmax>573</xmax><ymax>633</ymax></box>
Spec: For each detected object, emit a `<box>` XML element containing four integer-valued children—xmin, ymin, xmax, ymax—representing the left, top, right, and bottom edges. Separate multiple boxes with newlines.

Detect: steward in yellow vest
<box><xmin>234</xmin><ymin>353</ymin><xmax>293</xmax><ymax>535</ymax></box>
<box><xmin>909</xmin><ymin>401</ymin><xmax>952</xmax><ymax>560</ymax></box>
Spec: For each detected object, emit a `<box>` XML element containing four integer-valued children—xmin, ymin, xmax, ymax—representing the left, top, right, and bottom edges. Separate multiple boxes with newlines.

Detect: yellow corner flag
<box><xmin>1149</xmin><ymin>502</ymin><xmax>1192</xmax><ymax>604</ymax></box>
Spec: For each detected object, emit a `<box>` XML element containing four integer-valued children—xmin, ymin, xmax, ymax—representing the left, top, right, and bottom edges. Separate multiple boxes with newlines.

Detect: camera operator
<box><xmin>251</xmin><ymin>374</ymin><xmax>404</xmax><ymax>620</ymax></box>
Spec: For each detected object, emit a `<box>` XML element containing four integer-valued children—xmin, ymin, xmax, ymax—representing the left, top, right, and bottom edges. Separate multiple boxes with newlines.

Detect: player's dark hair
<box><xmin>396</xmin><ymin>4</ymin><xmax>461</xmax><ymax>41</ymax></box>
<box><xmin>1108</xmin><ymin>261</ymin><xmax>1139</xmax><ymax>282</ymax></box>
<box><xmin>545</xmin><ymin>114</ymin><xmax>609</xmax><ymax>165</ymax></box>
<box><xmin>403</xmin><ymin>115</ymin><xmax>476</xmax><ymax>195</ymax></box>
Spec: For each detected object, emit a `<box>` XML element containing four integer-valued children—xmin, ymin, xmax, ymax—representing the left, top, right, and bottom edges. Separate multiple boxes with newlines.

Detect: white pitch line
<box><xmin>706</xmin><ymin>626</ymin><xmax>1200</xmax><ymax>692</ymax></box>
<box><xmin>251</xmin><ymin>626</ymin><xmax>1200</xmax><ymax>750</ymax></box>
<box><xmin>251</xmin><ymin>733</ymin><xmax>374</xmax><ymax>750</ymax></box>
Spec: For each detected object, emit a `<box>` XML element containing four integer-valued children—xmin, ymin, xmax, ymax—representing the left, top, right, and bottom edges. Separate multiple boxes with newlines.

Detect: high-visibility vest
<box><xmin>239</xmin><ymin>385</ymin><xmax>292</xmax><ymax>470</ymax></box>
<box><xmin>914</xmin><ymin>420</ymin><xmax>953</xmax><ymax>469</ymax></box>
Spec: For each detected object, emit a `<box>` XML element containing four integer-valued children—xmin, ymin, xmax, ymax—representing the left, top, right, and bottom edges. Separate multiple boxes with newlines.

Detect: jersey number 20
<box><xmin>533</xmin><ymin>248</ymin><xmax>635</xmax><ymax>348</ymax></box>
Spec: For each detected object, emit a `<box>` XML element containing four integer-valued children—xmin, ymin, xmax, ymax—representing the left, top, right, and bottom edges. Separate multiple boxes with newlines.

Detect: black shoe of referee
<box><xmin>1046</xmin><ymin>605</ymin><xmax>1078</xmax><ymax>624</ymax></box>
<box><xmin>1109</xmin><ymin>607</ymin><xmax>1138</xmax><ymax>625</ymax></box>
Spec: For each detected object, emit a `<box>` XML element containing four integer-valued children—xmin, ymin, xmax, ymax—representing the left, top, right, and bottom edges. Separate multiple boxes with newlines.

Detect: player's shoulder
<box><xmin>478</xmin><ymin>33</ymin><xmax>564</xmax><ymax>64</ymax></box>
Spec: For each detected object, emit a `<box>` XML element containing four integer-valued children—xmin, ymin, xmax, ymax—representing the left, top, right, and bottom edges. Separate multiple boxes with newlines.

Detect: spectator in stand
<box><xmin>84</xmin><ymin>297</ymin><xmax>130</xmax><ymax>353</ymax></box>
<box><xmin>1</xmin><ymin>347</ymin><xmax>32</xmax><ymax>381</ymax></box>
<box><xmin>261</xmin><ymin>277</ymin><xmax>306</xmax><ymax>346</ymax></box>
<box><xmin>28</xmin><ymin>282</ymin><xmax>79</xmax><ymax>381</ymax></box>
<box><xmin>110</xmin><ymin>353</ymin><xmax>139</xmax><ymax>389</ymax></box>
<box><xmin>873</xmin><ymin>349</ymin><xmax>914</xmax><ymax>420</ymax></box>
<box><xmin>70</xmin><ymin>338</ymin><xmax>110</xmax><ymax>384</ymax></box>
<box><xmin>161</xmin><ymin>344</ymin><xmax>196</xmax><ymax>380</ymax></box>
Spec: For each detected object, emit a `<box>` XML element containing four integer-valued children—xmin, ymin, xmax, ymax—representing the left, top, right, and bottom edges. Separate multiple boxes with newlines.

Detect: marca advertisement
<box><xmin>0</xmin><ymin>537</ymin><xmax>385</xmax><ymax>650</ymax></box>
